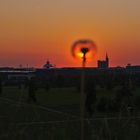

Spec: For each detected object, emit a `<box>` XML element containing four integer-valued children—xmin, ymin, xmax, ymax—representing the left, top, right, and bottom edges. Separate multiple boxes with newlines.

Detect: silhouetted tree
<box><xmin>0</xmin><ymin>79</ymin><xmax>3</xmax><ymax>95</ymax></box>
<box><xmin>85</xmin><ymin>79</ymin><xmax>97</xmax><ymax>117</ymax></box>
<box><xmin>27</xmin><ymin>78</ymin><xmax>37</xmax><ymax>103</ymax></box>
<box><xmin>115</xmin><ymin>82</ymin><xmax>134</xmax><ymax>115</ymax></box>
<box><xmin>56</xmin><ymin>75</ymin><xmax>64</xmax><ymax>88</ymax></box>
<box><xmin>44</xmin><ymin>81</ymin><xmax>50</xmax><ymax>92</ymax></box>
<box><xmin>97</xmin><ymin>97</ymin><xmax>107</xmax><ymax>112</ymax></box>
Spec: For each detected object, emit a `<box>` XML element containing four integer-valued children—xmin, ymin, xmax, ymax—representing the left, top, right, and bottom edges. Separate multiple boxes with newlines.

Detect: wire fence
<box><xmin>1</xmin><ymin>117</ymin><xmax>140</xmax><ymax>140</ymax></box>
<box><xmin>0</xmin><ymin>97</ymin><xmax>140</xmax><ymax>140</ymax></box>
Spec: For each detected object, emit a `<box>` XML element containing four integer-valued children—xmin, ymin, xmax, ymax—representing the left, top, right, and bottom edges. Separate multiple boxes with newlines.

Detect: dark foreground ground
<box><xmin>0</xmin><ymin>86</ymin><xmax>140</xmax><ymax>140</ymax></box>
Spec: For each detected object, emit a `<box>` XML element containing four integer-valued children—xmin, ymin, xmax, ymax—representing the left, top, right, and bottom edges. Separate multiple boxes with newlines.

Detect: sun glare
<box><xmin>77</xmin><ymin>52</ymin><xmax>84</xmax><ymax>58</ymax></box>
<box><xmin>71</xmin><ymin>39</ymin><xmax>97</xmax><ymax>62</ymax></box>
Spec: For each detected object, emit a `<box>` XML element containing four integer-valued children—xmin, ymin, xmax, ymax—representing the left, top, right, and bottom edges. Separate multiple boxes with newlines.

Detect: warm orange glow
<box><xmin>0</xmin><ymin>0</ymin><xmax>140</xmax><ymax>67</ymax></box>
<box><xmin>77</xmin><ymin>52</ymin><xmax>84</xmax><ymax>58</ymax></box>
<box><xmin>76</xmin><ymin>51</ymin><xmax>93</xmax><ymax>60</ymax></box>
<box><xmin>71</xmin><ymin>40</ymin><xmax>97</xmax><ymax>64</ymax></box>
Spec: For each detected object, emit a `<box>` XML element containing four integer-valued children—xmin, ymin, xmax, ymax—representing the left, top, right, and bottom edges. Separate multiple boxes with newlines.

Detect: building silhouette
<box><xmin>97</xmin><ymin>53</ymin><xmax>109</xmax><ymax>69</ymax></box>
<box><xmin>43</xmin><ymin>60</ymin><xmax>55</xmax><ymax>69</ymax></box>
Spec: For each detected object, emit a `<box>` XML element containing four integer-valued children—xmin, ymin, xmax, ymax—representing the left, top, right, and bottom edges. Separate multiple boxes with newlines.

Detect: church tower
<box><xmin>97</xmin><ymin>53</ymin><xmax>109</xmax><ymax>69</ymax></box>
<box><xmin>106</xmin><ymin>53</ymin><xmax>109</xmax><ymax>68</ymax></box>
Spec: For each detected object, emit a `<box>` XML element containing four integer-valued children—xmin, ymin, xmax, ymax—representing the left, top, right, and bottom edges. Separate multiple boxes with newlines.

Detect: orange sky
<box><xmin>0</xmin><ymin>0</ymin><xmax>140</xmax><ymax>68</ymax></box>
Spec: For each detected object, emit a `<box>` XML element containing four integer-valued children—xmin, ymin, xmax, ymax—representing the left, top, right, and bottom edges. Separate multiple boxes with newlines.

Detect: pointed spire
<box><xmin>106</xmin><ymin>52</ymin><xmax>108</xmax><ymax>60</ymax></box>
<box><xmin>106</xmin><ymin>52</ymin><xmax>109</xmax><ymax>68</ymax></box>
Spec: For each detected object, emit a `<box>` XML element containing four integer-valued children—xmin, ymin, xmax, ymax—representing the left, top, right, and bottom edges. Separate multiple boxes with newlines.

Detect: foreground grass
<box><xmin>0</xmin><ymin>86</ymin><xmax>140</xmax><ymax>140</ymax></box>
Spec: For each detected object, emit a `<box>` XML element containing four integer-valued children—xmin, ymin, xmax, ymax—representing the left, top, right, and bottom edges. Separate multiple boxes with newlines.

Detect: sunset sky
<box><xmin>0</xmin><ymin>0</ymin><xmax>140</xmax><ymax>68</ymax></box>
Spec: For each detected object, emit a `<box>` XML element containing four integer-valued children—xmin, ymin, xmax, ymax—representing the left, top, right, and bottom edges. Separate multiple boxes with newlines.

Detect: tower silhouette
<box><xmin>97</xmin><ymin>53</ymin><xmax>109</xmax><ymax>69</ymax></box>
<box><xmin>106</xmin><ymin>52</ymin><xmax>109</xmax><ymax>68</ymax></box>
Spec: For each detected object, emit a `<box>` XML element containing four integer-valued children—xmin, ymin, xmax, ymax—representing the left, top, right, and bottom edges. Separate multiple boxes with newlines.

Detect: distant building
<box><xmin>43</xmin><ymin>60</ymin><xmax>55</xmax><ymax>69</ymax></box>
<box><xmin>97</xmin><ymin>53</ymin><xmax>109</xmax><ymax>69</ymax></box>
<box><xmin>126</xmin><ymin>64</ymin><xmax>140</xmax><ymax>73</ymax></box>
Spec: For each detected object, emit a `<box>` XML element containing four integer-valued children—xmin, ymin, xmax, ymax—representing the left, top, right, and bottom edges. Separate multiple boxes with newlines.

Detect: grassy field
<box><xmin>0</xmin><ymin>86</ymin><xmax>140</xmax><ymax>140</ymax></box>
